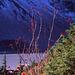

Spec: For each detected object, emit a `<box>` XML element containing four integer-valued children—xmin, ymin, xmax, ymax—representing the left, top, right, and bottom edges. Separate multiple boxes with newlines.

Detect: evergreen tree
<box><xmin>18</xmin><ymin>57</ymin><xmax>23</xmax><ymax>75</ymax></box>
<box><xmin>31</xmin><ymin>59</ymin><xmax>36</xmax><ymax>68</ymax></box>
<box><xmin>1</xmin><ymin>52</ymin><xmax>7</xmax><ymax>75</ymax></box>
<box><xmin>43</xmin><ymin>23</ymin><xmax>75</xmax><ymax>75</ymax></box>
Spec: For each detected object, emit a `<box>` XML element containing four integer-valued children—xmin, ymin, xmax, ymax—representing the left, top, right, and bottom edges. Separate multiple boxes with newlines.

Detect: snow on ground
<box><xmin>0</xmin><ymin>53</ymin><xmax>46</xmax><ymax>70</ymax></box>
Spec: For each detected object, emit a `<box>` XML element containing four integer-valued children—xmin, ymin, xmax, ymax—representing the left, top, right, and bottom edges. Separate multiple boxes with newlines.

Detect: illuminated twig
<box><xmin>47</xmin><ymin>4</ymin><xmax>58</xmax><ymax>50</ymax></box>
<box><xmin>34</xmin><ymin>13</ymin><xmax>42</xmax><ymax>74</ymax></box>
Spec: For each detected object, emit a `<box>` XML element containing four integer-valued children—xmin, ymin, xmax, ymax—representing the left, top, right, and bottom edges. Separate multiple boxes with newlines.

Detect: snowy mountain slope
<box><xmin>0</xmin><ymin>0</ymin><xmax>74</xmax><ymax>51</ymax></box>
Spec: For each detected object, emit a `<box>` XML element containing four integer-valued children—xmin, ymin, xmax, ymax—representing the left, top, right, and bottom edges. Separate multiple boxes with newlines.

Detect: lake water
<box><xmin>0</xmin><ymin>53</ymin><xmax>46</xmax><ymax>70</ymax></box>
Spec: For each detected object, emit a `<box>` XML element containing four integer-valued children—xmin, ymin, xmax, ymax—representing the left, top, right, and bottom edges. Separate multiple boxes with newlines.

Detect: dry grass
<box><xmin>21</xmin><ymin>56</ymin><xmax>49</xmax><ymax>75</ymax></box>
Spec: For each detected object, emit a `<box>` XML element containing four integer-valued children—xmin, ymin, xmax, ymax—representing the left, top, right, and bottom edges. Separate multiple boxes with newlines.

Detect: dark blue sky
<box><xmin>0</xmin><ymin>0</ymin><xmax>75</xmax><ymax>53</ymax></box>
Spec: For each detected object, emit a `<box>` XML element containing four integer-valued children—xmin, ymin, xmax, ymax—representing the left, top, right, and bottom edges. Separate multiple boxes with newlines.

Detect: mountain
<box><xmin>0</xmin><ymin>0</ymin><xmax>75</xmax><ymax>53</ymax></box>
<box><xmin>0</xmin><ymin>40</ymin><xmax>29</xmax><ymax>54</ymax></box>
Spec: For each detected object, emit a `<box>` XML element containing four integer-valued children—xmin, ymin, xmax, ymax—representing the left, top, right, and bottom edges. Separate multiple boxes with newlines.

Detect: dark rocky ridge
<box><xmin>0</xmin><ymin>0</ymin><xmax>75</xmax><ymax>53</ymax></box>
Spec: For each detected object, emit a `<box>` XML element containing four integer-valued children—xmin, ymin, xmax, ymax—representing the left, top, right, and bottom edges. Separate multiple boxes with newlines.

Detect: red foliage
<box><xmin>34</xmin><ymin>19</ymin><xmax>36</xmax><ymax>21</ymax></box>
<box><xmin>17</xmin><ymin>66</ymin><xmax>19</xmax><ymax>69</ymax></box>
<box><xmin>67</xmin><ymin>18</ymin><xmax>71</xmax><ymax>22</ymax></box>
<box><xmin>8</xmin><ymin>66</ymin><xmax>10</xmax><ymax>68</ymax></box>
<box><xmin>22</xmin><ymin>73</ymin><xmax>25</xmax><ymax>75</ymax></box>
<box><xmin>17</xmin><ymin>39</ymin><xmax>19</xmax><ymax>41</ymax></box>
<box><xmin>31</xmin><ymin>26</ymin><xmax>34</xmax><ymax>29</ymax></box>
<box><xmin>9</xmin><ymin>44</ymin><xmax>13</xmax><ymax>46</ymax></box>
<box><xmin>74</xmin><ymin>37</ymin><xmax>75</xmax><ymax>39</ymax></box>
<box><xmin>29</xmin><ymin>29</ymin><xmax>31</xmax><ymax>31</ymax></box>
<box><xmin>44</xmin><ymin>5</ymin><xmax>47</xmax><ymax>7</ymax></box>
<box><xmin>22</xmin><ymin>55</ymin><xmax>24</xmax><ymax>57</ymax></box>
<box><xmin>25</xmin><ymin>59</ymin><xmax>27</xmax><ymax>61</ymax></box>
<box><xmin>30</xmin><ymin>20</ymin><xmax>33</xmax><ymax>22</ymax></box>
<box><xmin>56</xmin><ymin>41</ymin><xmax>58</xmax><ymax>43</ymax></box>
<box><xmin>31</xmin><ymin>48</ymin><xmax>33</xmax><ymax>50</ymax></box>
<box><xmin>45</xmin><ymin>50</ymin><xmax>48</xmax><ymax>53</ymax></box>
<box><xmin>30</xmin><ymin>7</ymin><xmax>33</xmax><ymax>9</ymax></box>
<box><xmin>38</xmin><ymin>11</ymin><xmax>41</xmax><ymax>13</ymax></box>
<box><xmin>61</xmin><ymin>33</ymin><xmax>64</xmax><ymax>35</ymax></box>
<box><xmin>25</xmin><ymin>51</ymin><xmax>27</xmax><ymax>53</ymax></box>
<box><xmin>65</xmin><ymin>31</ymin><xmax>67</xmax><ymax>34</ymax></box>
<box><xmin>19</xmin><ymin>37</ymin><xmax>21</xmax><ymax>39</ymax></box>
<box><xmin>49</xmin><ymin>46</ymin><xmax>51</xmax><ymax>48</ymax></box>
<box><xmin>7</xmin><ymin>71</ymin><xmax>10</xmax><ymax>75</ymax></box>
<box><xmin>54</xmin><ymin>55</ymin><xmax>57</xmax><ymax>57</ymax></box>
<box><xmin>53</xmin><ymin>13</ymin><xmax>55</xmax><ymax>15</ymax></box>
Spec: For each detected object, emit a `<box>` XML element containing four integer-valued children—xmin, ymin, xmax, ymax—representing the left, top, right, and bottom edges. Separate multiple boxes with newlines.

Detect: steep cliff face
<box><xmin>0</xmin><ymin>0</ymin><xmax>74</xmax><ymax>52</ymax></box>
<box><xmin>49</xmin><ymin>0</ymin><xmax>75</xmax><ymax>11</ymax></box>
